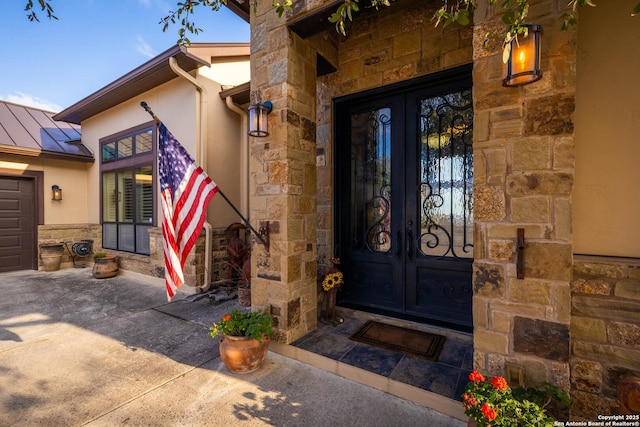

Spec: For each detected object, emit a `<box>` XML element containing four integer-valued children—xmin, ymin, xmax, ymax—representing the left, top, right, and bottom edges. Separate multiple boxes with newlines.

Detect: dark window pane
<box><xmin>103</xmin><ymin>224</ymin><xmax>118</xmax><ymax>250</ymax></box>
<box><xmin>136</xmin><ymin>225</ymin><xmax>151</xmax><ymax>255</ymax></box>
<box><xmin>135</xmin><ymin>166</ymin><xmax>153</xmax><ymax>224</ymax></box>
<box><xmin>118</xmin><ymin>224</ymin><xmax>135</xmax><ymax>252</ymax></box>
<box><xmin>102</xmin><ymin>142</ymin><xmax>116</xmax><ymax>163</ymax></box>
<box><xmin>349</xmin><ymin>107</ymin><xmax>392</xmax><ymax>253</ymax></box>
<box><xmin>102</xmin><ymin>172</ymin><xmax>116</xmax><ymax>222</ymax></box>
<box><xmin>418</xmin><ymin>91</ymin><xmax>473</xmax><ymax>259</ymax></box>
<box><xmin>136</xmin><ymin>129</ymin><xmax>153</xmax><ymax>154</ymax></box>
<box><xmin>118</xmin><ymin>136</ymin><xmax>133</xmax><ymax>159</ymax></box>
<box><xmin>119</xmin><ymin>170</ymin><xmax>134</xmax><ymax>223</ymax></box>
<box><xmin>100</xmin><ymin>125</ymin><xmax>156</xmax><ymax>256</ymax></box>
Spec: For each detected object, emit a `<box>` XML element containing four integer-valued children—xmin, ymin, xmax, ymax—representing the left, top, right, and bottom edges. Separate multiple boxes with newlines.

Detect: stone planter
<box><xmin>219</xmin><ymin>335</ymin><xmax>269</xmax><ymax>374</ymax></box>
<box><xmin>92</xmin><ymin>255</ymin><xmax>119</xmax><ymax>279</ymax></box>
<box><xmin>40</xmin><ymin>244</ymin><xmax>64</xmax><ymax>271</ymax></box>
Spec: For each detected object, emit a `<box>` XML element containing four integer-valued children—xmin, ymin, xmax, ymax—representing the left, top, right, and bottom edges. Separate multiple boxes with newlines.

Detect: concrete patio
<box><xmin>0</xmin><ymin>268</ymin><xmax>464</xmax><ymax>426</ymax></box>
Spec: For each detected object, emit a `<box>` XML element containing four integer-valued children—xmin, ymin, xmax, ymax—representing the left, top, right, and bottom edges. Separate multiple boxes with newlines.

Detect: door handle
<box><xmin>396</xmin><ymin>231</ymin><xmax>402</xmax><ymax>257</ymax></box>
<box><xmin>406</xmin><ymin>229</ymin><xmax>413</xmax><ymax>259</ymax></box>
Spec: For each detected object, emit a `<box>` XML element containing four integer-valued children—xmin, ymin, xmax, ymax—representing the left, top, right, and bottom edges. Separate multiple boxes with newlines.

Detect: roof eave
<box><xmin>0</xmin><ymin>145</ymin><xmax>95</xmax><ymax>163</ymax></box>
<box><xmin>225</xmin><ymin>0</ymin><xmax>250</xmax><ymax>23</ymax></box>
<box><xmin>219</xmin><ymin>81</ymin><xmax>251</xmax><ymax>105</ymax></box>
<box><xmin>53</xmin><ymin>45</ymin><xmax>210</xmax><ymax>124</ymax></box>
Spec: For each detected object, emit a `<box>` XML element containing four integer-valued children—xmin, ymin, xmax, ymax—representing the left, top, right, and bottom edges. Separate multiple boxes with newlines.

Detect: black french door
<box><xmin>334</xmin><ymin>66</ymin><xmax>474</xmax><ymax>329</ymax></box>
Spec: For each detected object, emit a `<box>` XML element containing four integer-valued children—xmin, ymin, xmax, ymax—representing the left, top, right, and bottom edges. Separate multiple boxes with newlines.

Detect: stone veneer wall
<box><xmin>471</xmin><ymin>0</ymin><xmax>576</xmax><ymax>393</ymax></box>
<box><xmin>210</xmin><ymin>227</ymin><xmax>233</xmax><ymax>282</ymax></box>
<box><xmin>570</xmin><ymin>256</ymin><xmax>640</xmax><ymax>419</ymax></box>
<box><xmin>38</xmin><ymin>224</ymin><xmax>228</xmax><ymax>290</ymax></box>
<box><xmin>250</xmin><ymin>0</ymin><xmax>320</xmax><ymax>343</ymax></box>
<box><xmin>38</xmin><ymin>224</ymin><xmax>102</xmax><ymax>269</ymax></box>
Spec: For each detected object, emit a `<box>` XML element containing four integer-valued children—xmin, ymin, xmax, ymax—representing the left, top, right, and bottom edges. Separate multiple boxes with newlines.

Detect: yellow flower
<box><xmin>322</xmin><ymin>271</ymin><xmax>344</xmax><ymax>291</ymax></box>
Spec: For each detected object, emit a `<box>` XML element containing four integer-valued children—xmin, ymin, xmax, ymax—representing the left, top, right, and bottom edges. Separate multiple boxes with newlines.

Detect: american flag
<box><xmin>159</xmin><ymin>123</ymin><xmax>218</xmax><ymax>301</ymax></box>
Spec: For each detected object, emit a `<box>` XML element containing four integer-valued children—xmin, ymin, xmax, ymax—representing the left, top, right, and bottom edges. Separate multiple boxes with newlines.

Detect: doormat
<box><xmin>349</xmin><ymin>320</ymin><xmax>446</xmax><ymax>361</ymax></box>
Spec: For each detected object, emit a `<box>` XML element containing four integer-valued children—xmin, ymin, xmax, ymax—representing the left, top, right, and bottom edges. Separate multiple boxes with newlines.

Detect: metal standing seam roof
<box><xmin>0</xmin><ymin>100</ymin><xmax>93</xmax><ymax>163</ymax></box>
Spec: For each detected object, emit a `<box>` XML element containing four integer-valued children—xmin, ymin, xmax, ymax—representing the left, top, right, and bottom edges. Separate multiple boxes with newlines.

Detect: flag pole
<box><xmin>217</xmin><ymin>189</ymin><xmax>269</xmax><ymax>249</ymax></box>
<box><xmin>140</xmin><ymin>101</ymin><xmax>160</xmax><ymax>123</ymax></box>
<box><xmin>140</xmin><ymin>101</ymin><xmax>270</xmax><ymax>250</ymax></box>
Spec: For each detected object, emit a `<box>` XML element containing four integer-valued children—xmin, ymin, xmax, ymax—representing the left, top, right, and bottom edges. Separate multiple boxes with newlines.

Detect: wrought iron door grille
<box><xmin>418</xmin><ymin>90</ymin><xmax>473</xmax><ymax>260</ymax></box>
<box><xmin>349</xmin><ymin>107</ymin><xmax>392</xmax><ymax>253</ymax></box>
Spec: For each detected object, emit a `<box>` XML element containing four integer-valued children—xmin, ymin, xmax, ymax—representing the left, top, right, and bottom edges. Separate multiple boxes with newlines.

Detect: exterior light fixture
<box><xmin>503</xmin><ymin>24</ymin><xmax>542</xmax><ymax>87</ymax></box>
<box><xmin>51</xmin><ymin>185</ymin><xmax>62</xmax><ymax>201</ymax></box>
<box><xmin>248</xmin><ymin>101</ymin><xmax>272</xmax><ymax>137</ymax></box>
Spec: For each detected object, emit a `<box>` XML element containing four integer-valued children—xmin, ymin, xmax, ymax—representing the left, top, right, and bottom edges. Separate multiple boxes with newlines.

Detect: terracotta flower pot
<box><xmin>219</xmin><ymin>334</ymin><xmax>269</xmax><ymax>374</ymax></box>
<box><xmin>92</xmin><ymin>255</ymin><xmax>119</xmax><ymax>279</ymax></box>
<box><xmin>40</xmin><ymin>244</ymin><xmax>64</xmax><ymax>271</ymax></box>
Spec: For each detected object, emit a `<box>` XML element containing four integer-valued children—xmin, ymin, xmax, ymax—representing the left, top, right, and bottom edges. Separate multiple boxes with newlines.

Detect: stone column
<box><xmin>250</xmin><ymin>3</ymin><xmax>318</xmax><ymax>343</ymax></box>
<box><xmin>471</xmin><ymin>2</ymin><xmax>577</xmax><ymax>392</ymax></box>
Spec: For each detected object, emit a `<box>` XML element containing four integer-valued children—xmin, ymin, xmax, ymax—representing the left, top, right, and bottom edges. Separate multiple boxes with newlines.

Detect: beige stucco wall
<box><xmin>573</xmin><ymin>0</ymin><xmax>640</xmax><ymax>258</ymax></box>
<box><xmin>198</xmin><ymin>68</ymin><xmax>246</xmax><ymax>226</ymax></box>
<box><xmin>81</xmin><ymin>73</ymin><xmax>243</xmax><ymax>230</ymax></box>
<box><xmin>0</xmin><ymin>155</ymin><xmax>90</xmax><ymax>225</ymax></box>
<box><xmin>81</xmin><ymin>78</ymin><xmax>198</xmax><ymax>226</ymax></box>
<box><xmin>198</xmin><ymin>58</ymin><xmax>250</xmax><ymax>87</ymax></box>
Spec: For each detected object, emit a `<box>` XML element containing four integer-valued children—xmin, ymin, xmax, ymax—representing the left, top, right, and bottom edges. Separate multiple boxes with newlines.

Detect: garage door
<box><xmin>0</xmin><ymin>177</ymin><xmax>36</xmax><ymax>272</ymax></box>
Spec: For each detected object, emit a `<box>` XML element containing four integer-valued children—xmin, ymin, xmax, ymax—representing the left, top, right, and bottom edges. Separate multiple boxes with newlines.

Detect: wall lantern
<box><xmin>51</xmin><ymin>185</ymin><xmax>62</xmax><ymax>201</ymax></box>
<box><xmin>248</xmin><ymin>101</ymin><xmax>272</xmax><ymax>137</ymax></box>
<box><xmin>503</xmin><ymin>24</ymin><xmax>542</xmax><ymax>87</ymax></box>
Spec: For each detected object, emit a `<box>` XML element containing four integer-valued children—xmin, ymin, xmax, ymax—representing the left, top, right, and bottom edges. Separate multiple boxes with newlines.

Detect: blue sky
<box><xmin>0</xmin><ymin>1</ymin><xmax>249</xmax><ymax>112</ymax></box>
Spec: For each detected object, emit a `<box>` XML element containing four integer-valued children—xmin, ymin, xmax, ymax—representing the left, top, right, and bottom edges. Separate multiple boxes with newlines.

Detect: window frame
<box><xmin>99</xmin><ymin>122</ymin><xmax>157</xmax><ymax>255</ymax></box>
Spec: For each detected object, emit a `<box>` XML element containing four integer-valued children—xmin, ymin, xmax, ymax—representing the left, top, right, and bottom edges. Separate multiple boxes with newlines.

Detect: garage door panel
<box><xmin>0</xmin><ymin>218</ymin><xmax>21</xmax><ymax>230</ymax></box>
<box><xmin>0</xmin><ymin>180</ymin><xmax>20</xmax><ymax>191</ymax></box>
<box><xmin>0</xmin><ymin>199</ymin><xmax>22</xmax><ymax>217</ymax></box>
<box><xmin>0</xmin><ymin>198</ymin><xmax>21</xmax><ymax>210</ymax></box>
<box><xmin>0</xmin><ymin>177</ymin><xmax>35</xmax><ymax>271</ymax></box>
<box><xmin>0</xmin><ymin>254</ymin><xmax>22</xmax><ymax>269</ymax></box>
<box><xmin>0</xmin><ymin>234</ymin><xmax>23</xmax><ymax>248</ymax></box>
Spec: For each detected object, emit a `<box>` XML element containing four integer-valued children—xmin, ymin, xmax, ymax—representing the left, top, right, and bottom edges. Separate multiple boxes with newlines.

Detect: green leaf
<box><xmin>501</xmin><ymin>0</ymin><xmax>515</xmax><ymax>9</ymax></box>
<box><xmin>502</xmin><ymin>9</ymin><xmax>515</xmax><ymax>25</ymax></box>
<box><xmin>457</xmin><ymin>9</ymin><xmax>470</xmax><ymax>25</ymax></box>
<box><xmin>632</xmin><ymin>2</ymin><xmax>640</xmax><ymax>16</ymax></box>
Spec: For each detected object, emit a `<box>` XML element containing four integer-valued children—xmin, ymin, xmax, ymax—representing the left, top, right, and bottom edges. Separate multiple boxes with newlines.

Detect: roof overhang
<box><xmin>287</xmin><ymin>0</ymin><xmax>385</xmax><ymax>39</ymax></box>
<box><xmin>0</xmin><ymin>145</ymin><xmax>94</xmax><ymax>163</ymax></box>
<box><xmin>219</xmin><ymin>81</ymin><xmax>250</xmax><ymax>105</ymax></box>
<box><xmin>287</xmin><ymin>0</ymin><xmax>344</xmax><ymax>39</ymax></box>
<box><xmin>226</xmin><ymin>0</ymin><xmax>250</xmax><ymax>23</ymax></box>
<box><xmin>53</xmin><ymin>45</ymin><xmax>211</xmax><ymax>124</ymax></box>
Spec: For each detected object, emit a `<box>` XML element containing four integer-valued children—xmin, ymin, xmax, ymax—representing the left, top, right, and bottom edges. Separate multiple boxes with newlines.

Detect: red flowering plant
<box><xmin>463</xmin><ymin>370</ymin><xmax>569</xmax><ymax>426</ymax></box>
<box><xmin>209</xmin><ymin>308</ymin><xmax>273</xmax><ymax>341</ymax></box>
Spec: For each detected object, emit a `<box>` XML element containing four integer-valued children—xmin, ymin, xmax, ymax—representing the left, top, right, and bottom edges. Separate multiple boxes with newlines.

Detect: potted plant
<box><xmin>39</xmin><ymin>243</ymin><xmax>65</xmax><ymax>271</ymax></box>
<box><xmin>92</xmin><ymin>252</ymin><xmax>119</xmax><ymax>279</ymax></box>
<box><xmin>209</xmin><ymin>308</ymin><xmax>273</xmax><ymax>374</ymax></box>
<box><xmin>463</xmin><ymin>370</ymin><xmax>570</xmax><ymax>427</ymax></box>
